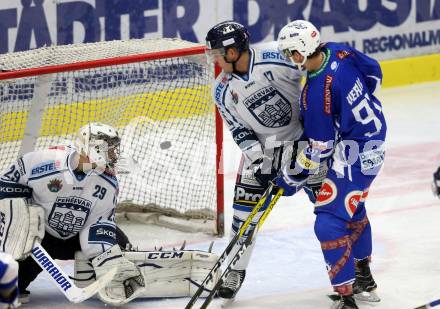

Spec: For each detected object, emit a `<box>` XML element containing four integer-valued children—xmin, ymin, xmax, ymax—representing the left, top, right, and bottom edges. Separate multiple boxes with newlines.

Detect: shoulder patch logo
<box><xmin>336</xmin><ymin>50</ymin><xmax>352</xmax><ymax>60</ymax></box>
<box><xmin>48</xmin><ymin>178</ymin><xmax>63</xmax><ymax>193</ymax></box>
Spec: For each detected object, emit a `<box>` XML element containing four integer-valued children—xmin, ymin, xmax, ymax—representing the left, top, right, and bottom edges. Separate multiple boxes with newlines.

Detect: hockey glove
<box><xmin>303</xmin><ymin>161</ymin><xmax>328</xmax><ymax>202</ymax></box>
<box><xmin>274</xmin><ymin>165</ymin><xmax>308</xmax><ymax>196</ymax></box>
<box><xmin>92</xmin><ymin>245</ymin><xmax>145</xmax><ymax>306</ymax></box>
<box><xmin>432</xmin><ymin>167</ymin><xmax>440</xmax><ymax>198</ymax></box>
<box><xmin>252</xmin><ymin>156</ymin><xmax>278</xmax><ymax>187</ymax></box>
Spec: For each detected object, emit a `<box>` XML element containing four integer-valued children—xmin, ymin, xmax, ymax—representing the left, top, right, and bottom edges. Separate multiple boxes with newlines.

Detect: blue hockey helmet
<box><xmin>206</xmin><ymin>21</ymin><xmax>250</xmax><ymax>53</ymax></box>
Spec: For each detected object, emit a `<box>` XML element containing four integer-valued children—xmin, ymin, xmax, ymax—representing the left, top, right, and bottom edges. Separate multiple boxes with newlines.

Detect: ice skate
<box><xmin>217</xmin><ymin>269</ymin><xmax>246</xmax><ymax>300</ymax></box>
<box><xmin>353</xmin><ymin>258</ymin><xmax>380</xmax><ymax>302</ymax></box>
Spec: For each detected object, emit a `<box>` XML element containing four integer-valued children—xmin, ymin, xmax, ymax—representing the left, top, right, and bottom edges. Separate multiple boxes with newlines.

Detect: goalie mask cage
<box><xmin>0</xmin><ymin>38</ymin><xmax>224</xmax><ymax>236</ymax></box>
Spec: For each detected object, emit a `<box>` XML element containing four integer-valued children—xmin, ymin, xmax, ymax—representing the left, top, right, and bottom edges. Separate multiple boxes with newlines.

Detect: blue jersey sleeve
<box><xmin>347</xmin><ymin>46</ymin><xmax>382</xmax><ymax>95</ymax></box>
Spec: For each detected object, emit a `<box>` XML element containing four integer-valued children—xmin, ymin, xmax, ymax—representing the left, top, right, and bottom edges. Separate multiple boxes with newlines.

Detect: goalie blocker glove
<box><xmin>0</xmin><ymin>198</ymin><xmax>45</xmax><ymax>261</ymax></box>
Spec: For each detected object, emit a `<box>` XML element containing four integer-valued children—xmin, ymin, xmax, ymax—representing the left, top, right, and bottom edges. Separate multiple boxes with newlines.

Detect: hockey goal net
<box><xmin>0</xmin><ymin>38</ymin><xmax>224</xmax><ymax>235</ymax></box>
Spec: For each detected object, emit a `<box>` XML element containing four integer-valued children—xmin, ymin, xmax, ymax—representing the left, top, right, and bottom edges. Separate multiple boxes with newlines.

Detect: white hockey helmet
<box><xmin>277</xmin><ymin>20</ymin><xmax>321</xmax><ymax>67</ymax></box>
<box><xmin>76</xmin><ymin>122</ymin><xmax>121</xmax><ymax>170</ymax></box>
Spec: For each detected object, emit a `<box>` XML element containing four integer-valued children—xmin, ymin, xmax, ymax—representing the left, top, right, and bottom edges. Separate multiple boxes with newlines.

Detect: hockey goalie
<box><xmin>0</xmin><ymin>122</ymin><xmax>219</xmax><ymax>307</ymax></box>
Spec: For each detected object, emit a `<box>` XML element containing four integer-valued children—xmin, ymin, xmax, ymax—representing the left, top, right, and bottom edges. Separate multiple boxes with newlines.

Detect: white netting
<box><xmin>0</xmin><ymin>38</ymin><xmax>218</xmax><ymax>231</ymax></box>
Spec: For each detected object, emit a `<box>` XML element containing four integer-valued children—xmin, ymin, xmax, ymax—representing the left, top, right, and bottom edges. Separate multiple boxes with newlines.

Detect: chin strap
<box><xmin>224</xmin><ymin>49</ymin><xmax>246</xmax><ymax>74</ymax></box>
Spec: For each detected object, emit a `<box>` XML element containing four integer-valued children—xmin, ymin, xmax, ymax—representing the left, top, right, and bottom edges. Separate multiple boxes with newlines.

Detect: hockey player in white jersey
<box><xmin>0</xmin><ymin>122</ymin><xmax>144</xmax><ymax>306</ymax></box>
<box><xmin>205</xmin><ymin>21</ymin><xmax>326</xmax><ymax>301</ymax></box>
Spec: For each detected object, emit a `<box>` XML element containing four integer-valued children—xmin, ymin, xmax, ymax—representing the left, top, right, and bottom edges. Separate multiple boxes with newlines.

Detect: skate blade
<box><xmin>221</xmin><ymin>298</ymin><xmax>235</xmax><ymax>307</ymax></box>
<box><xmin>354</xmin><ymin>290</ymin><xmax>381</xmax><ymax>302</ymax></box>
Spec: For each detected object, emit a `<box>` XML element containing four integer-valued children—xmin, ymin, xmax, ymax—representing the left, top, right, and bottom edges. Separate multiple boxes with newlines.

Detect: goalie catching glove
<box><xmin>91</xmin><ymin>245</ymin><xmax>145</xmax><ymax>306</ymax></box>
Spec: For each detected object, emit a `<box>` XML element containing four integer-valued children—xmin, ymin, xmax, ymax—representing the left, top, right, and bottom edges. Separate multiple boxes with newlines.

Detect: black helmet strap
<box><xmin>223</xmin><ymin>47</ymin><xmax>245</xmax><ymax>73</ymax></box>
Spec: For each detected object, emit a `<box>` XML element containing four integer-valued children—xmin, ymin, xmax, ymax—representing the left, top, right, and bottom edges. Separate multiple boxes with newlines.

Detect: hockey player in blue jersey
<box><xmin>0</xmin><ymin>253</ymin><xmax>18</xmax><ymax>308</ymax></box>
<box><xmin>205</xmin><ymin>21</ymin><xmax>326</xmax><ymax>301</ymax></box>
<box><xmin>276</xmin><ymin>20</ymin><xmax>386</xmax><ymax>309</ymax></box>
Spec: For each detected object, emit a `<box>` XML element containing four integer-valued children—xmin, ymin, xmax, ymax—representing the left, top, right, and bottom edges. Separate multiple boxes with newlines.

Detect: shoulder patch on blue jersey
<box><xmin>336</xmin><ymin>50</ymin><xmax>353</xmax><ymax>60</ymax></box>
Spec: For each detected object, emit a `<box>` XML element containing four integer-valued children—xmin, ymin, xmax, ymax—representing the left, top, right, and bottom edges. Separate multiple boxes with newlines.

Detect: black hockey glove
<box><xmin>252</xmin><ymin>156</ymin><xmax>278</xmax><ymax>188</ymax></box>
<box><xmin>432</xmin><ymin>166</ymin><xmax>440</xmax><ymax>198</ymax></box>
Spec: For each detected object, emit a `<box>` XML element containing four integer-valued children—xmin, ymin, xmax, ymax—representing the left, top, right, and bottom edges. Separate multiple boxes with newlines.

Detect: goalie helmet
<box><xmin>205</xmin><ymin>21</ymin><xmax>250</xmax><ymax>63</ymax></box>
<box><xmin>277</xmin><ymin>20</ymin><xmax>321</xmax><ymax>68</ymax></box>
<box><xmin>76</xmin><ymin>122</ymin><xmax>121</xmax><ymax>170</ymax></box>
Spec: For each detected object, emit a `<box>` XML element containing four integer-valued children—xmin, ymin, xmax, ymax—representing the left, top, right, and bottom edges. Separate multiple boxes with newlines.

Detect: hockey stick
<box><xmin>415</xmin><ymin>299</ymin><xmax>440</xmax><ymax>309</ymax></box>
<box><xmin>199</xmin><ymin>187</ymin><xmax>284</xmax><ymax>309</ymax></box>
<box><xmin>185</xmin><ymin>183</ymin><xmax>277</xmax><ymax>309</ymax></box>
<box><xmin>31</xmin><ymin>243</ymin><xmax>117</xmax><ymax>303</ymax></box>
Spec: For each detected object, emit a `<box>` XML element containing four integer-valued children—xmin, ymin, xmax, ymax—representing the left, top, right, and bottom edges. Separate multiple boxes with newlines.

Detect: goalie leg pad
<box><xmin>0</xmin><ymin>199</ymin><xmax>45</xmax><ymax>260</ymax></box>
<box><xmin>75</xmin><ymin>249</ymin><xmax>220</xmax><ymax>298</ymax></box>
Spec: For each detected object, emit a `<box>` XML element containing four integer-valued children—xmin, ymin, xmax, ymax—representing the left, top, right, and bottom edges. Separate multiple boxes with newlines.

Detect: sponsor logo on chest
<box><xmin>31</xmin><ymin>160</ymin><xmax>61</xmax><ymax>176</ymax></box>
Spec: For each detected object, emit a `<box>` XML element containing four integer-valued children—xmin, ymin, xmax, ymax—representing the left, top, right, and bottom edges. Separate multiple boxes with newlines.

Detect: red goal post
<box><xmin>0</xmin><ymin>38</ymin><xmax>224</xmax><ymax>236</ymax></box>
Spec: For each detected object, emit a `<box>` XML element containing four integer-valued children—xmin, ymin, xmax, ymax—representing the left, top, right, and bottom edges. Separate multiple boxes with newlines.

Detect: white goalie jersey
<box><xmin>213</xmin><ymin>41</ymin><xmax>304</xmax><ymax>163</ymax></box>
<box><xmin>0</xmin><ymin>146</ymin><xmax>118</xmax><ymax>259</ymax></box>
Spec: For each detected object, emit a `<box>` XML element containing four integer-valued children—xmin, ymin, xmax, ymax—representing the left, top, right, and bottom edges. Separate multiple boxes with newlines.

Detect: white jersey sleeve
<box><xmin>0</xmin><ymin>151</ymin><xmax>44</xmax><ymax>200</ymax></box>
<box><xmin>79</xmin><ymin>174</ymin><xmax>118</xmax><ymax>259</ymax></box>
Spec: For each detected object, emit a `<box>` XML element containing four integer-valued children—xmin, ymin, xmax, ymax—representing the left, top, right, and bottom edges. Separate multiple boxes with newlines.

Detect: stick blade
<box><xmin>69</xmin><ymin>267</ymin><xmax>117</xmax><ymax>303</ymax></box>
